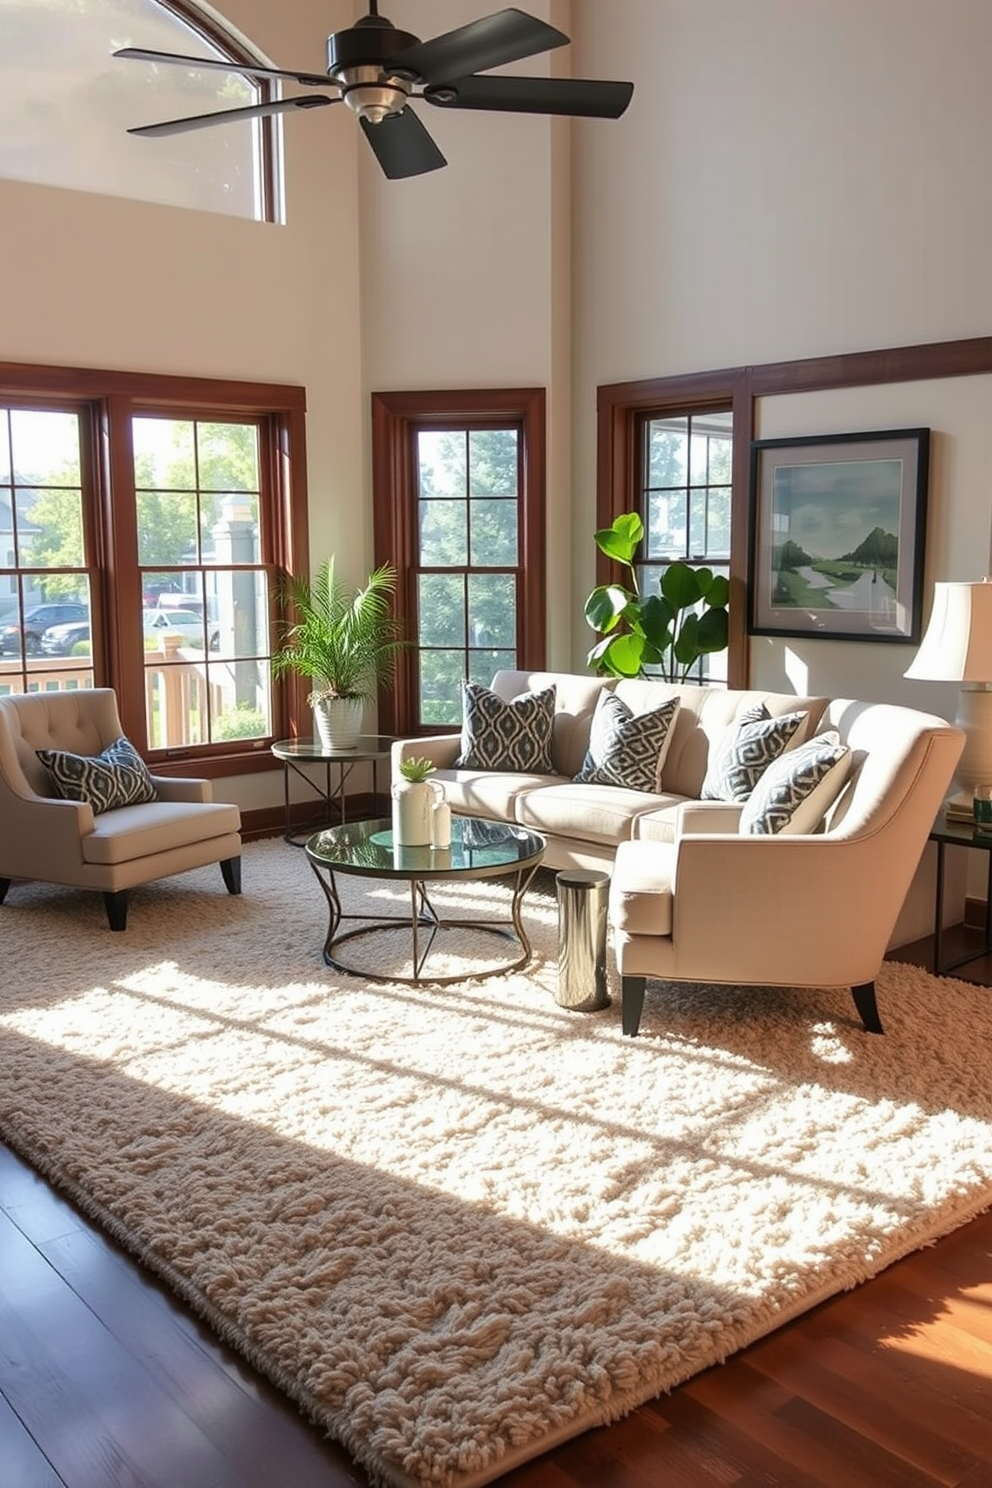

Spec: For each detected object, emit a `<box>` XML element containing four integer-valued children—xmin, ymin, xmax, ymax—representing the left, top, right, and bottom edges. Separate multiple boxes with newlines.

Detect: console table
<box><xmin>929</xmin><ymin>812</ymin><xmax>992</xmax><ymax>976</ymax></box>
<box><xmin>271</xmin><ymin>736</ymin><xmax>395</xmax><ymax>846</ymax></box>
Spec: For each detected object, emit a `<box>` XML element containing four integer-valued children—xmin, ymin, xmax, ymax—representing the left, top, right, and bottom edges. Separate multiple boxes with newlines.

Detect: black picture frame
<box><xmin>748</xmin><ymin>427</ymin><xmax>930</xmax><ymax>643</ymax></box>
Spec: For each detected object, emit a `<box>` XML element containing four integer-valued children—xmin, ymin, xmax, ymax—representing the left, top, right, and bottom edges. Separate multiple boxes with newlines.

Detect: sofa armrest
<box><xmin>150</xmin><ymin>775</ymin><xmax>212</xmax><ymax>804</ymax></box>
<box><xmin>0</xmin><ymin>791</ymin><xmax>94</xmax><ymax>875</ymax></box>
<box><xmin>391</xmin><ymin>736</ymin><xmax>461</xmax><ymax>776</ymax></box>
<box><xmin>675</xmin><ymin>801</ymin><xmax>743</xmax><ymax>838</ymax></box>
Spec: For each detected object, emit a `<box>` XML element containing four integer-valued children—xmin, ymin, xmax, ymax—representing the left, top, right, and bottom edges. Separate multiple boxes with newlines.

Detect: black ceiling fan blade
<box><xmin>128</xmin><ymin>94</ymin><xmax>334</xmax><ymax>139</ymax></box>
<box><xmin>114</xmin><ymin>47</ymin><xmax>334</xmax><ymax>90</ymax></box>
<box><xmin>389</xmin><ymin>8</ymin><xmax>567</xmax><ymax>87</ymax></box>
<box><xmin>360</xmin><ymin>109</ymin><xmax>446</xmax><ymax>179</ymax></box>
<box><xmin>425</xmin><ymin>74</ymin><xmax>634</xmax><ymax>119</ymax></box>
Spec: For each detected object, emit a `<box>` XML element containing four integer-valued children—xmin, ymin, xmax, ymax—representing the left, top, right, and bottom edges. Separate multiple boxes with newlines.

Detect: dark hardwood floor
<box><xmin>3</xmin><ymin>927</ymin><xmax>992</xmax><ymax>1488</ymax></box>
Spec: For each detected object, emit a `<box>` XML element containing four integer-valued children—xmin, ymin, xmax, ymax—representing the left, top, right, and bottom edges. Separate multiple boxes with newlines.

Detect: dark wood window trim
<box><xmin>371</xmin><ymin>387</ymin><xmax>547</xmax><ymax>736</ymax></box>
<box><xmin>598</xmin><ymin>337</ymin><xmax>992</xmax><ymax>689</ymax></box>
<box><xmin>0</xmin><ymin>359</ymin><xmax>309</xmax><ymax>779</ymax></box>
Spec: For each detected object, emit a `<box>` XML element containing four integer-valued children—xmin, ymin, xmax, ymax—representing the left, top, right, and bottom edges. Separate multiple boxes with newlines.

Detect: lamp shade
<box><xmin>904</xmin><ymin>579</ymin><xmax>992</xmax><ymax>682</ymax></box>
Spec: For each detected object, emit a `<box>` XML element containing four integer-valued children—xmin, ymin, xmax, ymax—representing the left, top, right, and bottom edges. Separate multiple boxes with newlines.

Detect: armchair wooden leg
<box><xmin>0</xmin><ymin>877</ymin><xmax>9</xmax><ymax>904</ymax></box>
<box><xmin>851</xmin><ymin>981</ymin><xmax>884</xmax><ymax>1034</ymax></box>
<box><xmin>103</xmin><ymin>890</ymin><xmax>128</xmax><ymax>932</ymax></box>
<box><xmin>220</xmin><ymin>856</ymin><xmax>242</xmax><ymax>895</ymax></box>
<box><xmin>621</xmin><ymin>976</ymin><xmax>647</xmax><ymax>1037</ymax></box>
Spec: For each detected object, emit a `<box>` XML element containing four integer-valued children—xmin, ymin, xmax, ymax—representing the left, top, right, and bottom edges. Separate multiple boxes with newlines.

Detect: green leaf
<box><xmin>584</xmin><ymin>583</ymin><xmax>632</xmax><ymax>633</ymax></box>
<box><xmin>638</xmin><ymin>592</ymin><xmax>675</xmax><ymax>651</ymax></box>
<box><xmin>694</xmin><ymin>606</ymin><xmax>729</xmax><ymax>654</ymax></box>
<box><xmin>660</xmin><ymin>561</ymin><xmax>704</xmax><ymax>610</ymax></box>
<box><xmin>600</xmin><ymin>631</ymin><xmax>648</xmax><ymax>676</ymax></box>
<box><xmin>705</xmin><ymin>573</ymin><xmax>730</xmax><ymax>607</ymax></box>
<box><xmin>593</xmin><ymin>512</ymin><xmax>643</xmax><ymax>564</ymax></box>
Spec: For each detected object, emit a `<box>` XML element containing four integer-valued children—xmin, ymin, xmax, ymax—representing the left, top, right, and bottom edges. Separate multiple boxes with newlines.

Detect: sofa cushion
<box><xmin>700</xmin><ymin>707</ymin><xmax>807</xmax><ymax>802</ymax></box>
<box><xmin>37</xmin><ymin>735</ymin><xmax>158</xmax><ymax>815</ymax></box>
<box><xmin>739</xmin><ymin>731</ymin><xmax>851</xmax><ymax>836</ymax></box>
<box><xmin>454</xmin><ymin>682</ymin><xmax>556</xmax><ymax>773</ymax></box>
<box><xmin>514</xmin><ymin>782</ymin><xmax>672</xmax><ymax>847</ymax></box>
<box><xmin>574</xmin><ymin>691</ymin><xmax>680</xmax><ymax>793</ymax></box>
<box><xmin>81</xmin><ymin>798</ymin><xmax>242</xmax><ymax>866</ymax></box>
<box><xmin>433</xmin><ymin>768</ymin><xmax>568</xmax><ymax>819</ymax></box>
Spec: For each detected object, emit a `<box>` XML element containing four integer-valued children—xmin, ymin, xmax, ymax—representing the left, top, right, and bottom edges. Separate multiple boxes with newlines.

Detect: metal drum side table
<box><xmin>555</xmin><ymin>868</ymin><xmax>611</xmax><ymax>1011</ymax></box>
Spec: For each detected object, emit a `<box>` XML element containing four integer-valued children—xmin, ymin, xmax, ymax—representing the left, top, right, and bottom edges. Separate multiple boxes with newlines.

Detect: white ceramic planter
<box><xmin>313</xmin><ymin>696</ymin><xmax>363</xmax><ymax>752</ymax></box>
<box><xmin>391</xmin><ymin>779</ymin><xmax>443</xmax><ymax>846</ymax></box>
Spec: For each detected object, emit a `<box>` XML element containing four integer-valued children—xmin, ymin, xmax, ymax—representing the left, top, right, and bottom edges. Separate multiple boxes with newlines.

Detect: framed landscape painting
<box><xmin>748</xmin><ymin>428</ymin><xmax>930</xmax><ymax>643</ymax></box>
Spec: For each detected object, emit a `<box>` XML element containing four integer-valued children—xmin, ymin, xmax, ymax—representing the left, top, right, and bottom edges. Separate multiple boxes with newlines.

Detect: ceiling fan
<box><xmin>113</xmin><ymin>3</ymin><xmax>634</xmax><ymax>180</ymax></box>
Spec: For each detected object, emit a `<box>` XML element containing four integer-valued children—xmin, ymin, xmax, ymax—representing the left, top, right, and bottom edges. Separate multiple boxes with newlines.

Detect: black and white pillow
<box><xmin>37</xmin><ymin>735</ymin><xmax>158</xmax><ymax>815</ymax></box>
<box><xmin>701</xmin><ymin>705</ymin><xmax>808</xmax><ymax>802</ymax></box>
<box><xmin>574</xmin><ymin>690</ymin><xmax>680</xmax><ymax>793</ymax></box>
<box><xmin>739</xmin><ymin>731</ymin><xmax>851</xmax><ymax>835</ymax></box>
<box><xmin>454</xmin><ymin>682</ymin><xmax>557</xmax><ymax>773</ymax></box>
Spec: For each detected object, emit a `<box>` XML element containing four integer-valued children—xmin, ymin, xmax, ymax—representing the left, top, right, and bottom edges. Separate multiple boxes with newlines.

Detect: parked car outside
<box><xmin>0</xmin><ymin>602</ymin><xmax>89</xmax><ymax>655</ymax></box>
<box><xmin>143</xmin><ymin>608</ymin><xmax>220</xmax><ymax>650</ymax></box>
<box><xmin>40</xmin><ymin>620</ymin><xmax>91</xmax><ymax>657</ymax></box>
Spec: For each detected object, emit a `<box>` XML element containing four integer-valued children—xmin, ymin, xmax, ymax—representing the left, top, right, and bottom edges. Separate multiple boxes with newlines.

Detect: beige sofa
<box><xmin>392</xmin><ymin>669</ymin><xmax>832</xmax><ymax>870</ymax></box>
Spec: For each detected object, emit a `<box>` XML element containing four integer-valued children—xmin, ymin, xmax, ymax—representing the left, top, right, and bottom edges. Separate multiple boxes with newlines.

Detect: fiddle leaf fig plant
<box><xmin>585</xmin><ymin>512</ymin><xmax>730</xmax><ymax>683</ymax></box>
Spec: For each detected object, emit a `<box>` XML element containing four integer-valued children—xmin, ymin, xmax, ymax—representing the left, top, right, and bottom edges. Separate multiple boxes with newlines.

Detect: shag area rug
<box><xmin>3</xmin><ymin>838</ymin><xmax>992</xmax><ymax>1488</ymax></box>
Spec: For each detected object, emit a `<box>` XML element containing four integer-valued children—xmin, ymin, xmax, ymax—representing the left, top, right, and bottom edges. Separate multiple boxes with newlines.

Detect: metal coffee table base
<box><xmin>309</xmin><ymin>863</ymin><xmax>541</xmax><ymax>986</ymax></box>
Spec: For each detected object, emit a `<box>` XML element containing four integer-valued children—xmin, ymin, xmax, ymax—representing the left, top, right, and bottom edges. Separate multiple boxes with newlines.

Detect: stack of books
<box><xmin>945</xmin><ymin>792</ymin><xmax>977</xmax><ymax>824</ymax></box>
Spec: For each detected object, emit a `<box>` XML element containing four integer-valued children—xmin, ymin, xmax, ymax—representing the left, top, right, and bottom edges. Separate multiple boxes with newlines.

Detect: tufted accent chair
<box><xmin>0</xmin><ymin>688</ymin><xmax>242</xmax><ymax>930</ymax></box>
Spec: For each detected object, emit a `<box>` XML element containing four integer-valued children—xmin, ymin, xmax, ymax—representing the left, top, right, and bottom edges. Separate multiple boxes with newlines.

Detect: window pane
<box><xmin>133</xmin><ymin>418</ymin><xmax>195</xmax><ymax>487</ymax></box>
<box><xmin>211</xmin><ymin>569</ymin><xmax>269</xmax><ymax>660</ymax></box>
<box><xmin>136</xmin><ymin>491</ymin><xmax>198</xmax><ymax>566</ymax></box>
<box><xmin>469</xmin><ymin>430</ymin><xmax>517</xmax><ymax>495</ymax></box>
<box><xmin>208</xmin><ymin>660</ymin><xmax>272</xmax><ymax>743</ymax></box>
<box><xmin>469</xmin><ymin>650</ymin><xmax>513</xmax><ymax>687</ymax></box>
<box><xmin>646</xmin><ymin>421</ymin><xmax>688</xmax><ymax>487</ymax></box>
<box><xmin>15</xmin><ymin>487</ymin><xmax>84</xmax><ymax>568</ymax></box>
<box><xmin>201</xmin><ymin>492</ymin><xmax>261</xmax><ymax>566</ymax></box>
<box><xmin>10</xmin><ymin>410</ymin><xmax>81</xmax><ymax>485</ymax></box>
<box><xmin>418</xmin><ymin>431</ymin><xmax>465</xmax><ymax>497</ymax></box>
<box><xmin>419</xmin><ymin>650</ymin><xmax>465</xmax><ymax>726</ymax></box>
<box><xmin>197</xmin><ymin>422</ymin><xmax>260</xmax><ymax>492</ymax></box>
<box><xmin>0</xmin><ymin>0</ymin><xmax>265</xmax><ymax>220</ymax></box>
<box><xmin>468</xmin><ymin>573</ymin><xmax>515</xmax><ymax>649</ymax></box>
<box><xmin>470</xmin><ymin>499</ymin><xmax>517</xmax><ymax>566</ymax></box>
<box><xmin>646</xmin><ymin>491</ymin><xmax>687</xmax><ymax>558</ymax></box>
<box><xmin>420</xmin><ymin>500</ymin><xmax>467</xmax><ymax>566</ymax></box>
<box><xmin>418</xmin><ymin>573</ymin><xmax>464</xmax><ymax>647</ymax></box>
<box><xmin>707</xmin><ymin>488</ymin><xmax>732</xmax><ymax>558</ymax></box>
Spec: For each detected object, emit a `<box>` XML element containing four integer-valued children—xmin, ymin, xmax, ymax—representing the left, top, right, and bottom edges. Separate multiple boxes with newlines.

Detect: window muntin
<box><xmin>0</xmin><ymin>0</ymin><xmax>274</xmax><ymax>220</ymax></box>
<box><xmin>639</xmin><ymin>410</ymin><xmax>733</xmax><ymax>683</ymax></box>
<box><xmin>415</xmin><ymin>427</ymin><xmax>522</xmax><ymax>727</ymax></box>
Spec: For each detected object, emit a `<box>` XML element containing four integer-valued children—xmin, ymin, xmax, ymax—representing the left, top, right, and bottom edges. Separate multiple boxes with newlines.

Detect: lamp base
<box><xmin>953</xmin><ymin>684</ymin><xmax>992</xmax><ymax>793</ymax></box>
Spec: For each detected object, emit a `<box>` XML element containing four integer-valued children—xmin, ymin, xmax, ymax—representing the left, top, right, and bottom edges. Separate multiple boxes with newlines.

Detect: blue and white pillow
<box><xmin>574</xmin><ymin>690</ymin><xmax>680</xmax><ymax>793</ymax></box>
<box><xmin>739</xmin><ymin>731</ymin><xmax>851</xmax><ymax>835</ymax></box>
<box><xmin>454</xmin><ymin>682</ymin><xmax>557</xmax><ymax>773</ymax></box>
<box><xmin>37</xmin><ymin>735</ymin><xmax>158</xmax><ymax>815</ymax></box>
<box><xmin>701</xmin><ymin>705</ymin><xmax>808</xmax><ymax>802</ymax></box>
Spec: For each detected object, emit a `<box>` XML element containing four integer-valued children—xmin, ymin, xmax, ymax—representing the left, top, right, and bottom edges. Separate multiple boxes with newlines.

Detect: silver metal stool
<box><xmin>555</xmin><ymin>869</ymin><xmax>611</xmax><ymax>1011</ymax></box>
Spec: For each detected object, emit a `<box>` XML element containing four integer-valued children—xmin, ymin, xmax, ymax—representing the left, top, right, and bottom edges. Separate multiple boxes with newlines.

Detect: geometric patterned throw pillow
<box><xmin>700</xmin><ymin>706</ymin><xmax>808</xmax><ymax>802</ymax></box>
<box><xmin>738</xmin><ymin>731</ymin><xmax>851</xmax><ymax>836</ymax></box>
<box><xmin>454</xmin><ymin>682</ymin><xmax>557</xmax><ymax>773</ymax></box>
<box><xmin>573</xmin><ymin>690</ymin><xmax>680</xmax><ymax>793</ymax></box>
<box><xmin>37</xmin><ymin>735</ymin><xmax>158</xmax><ymax>815</ymax></box>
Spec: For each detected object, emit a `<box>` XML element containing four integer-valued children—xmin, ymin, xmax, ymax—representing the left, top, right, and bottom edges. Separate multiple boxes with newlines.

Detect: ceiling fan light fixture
<box><xmin>336</xmin><ymin>67</ymin><xmax>410</xmax><ymax>123</ymax></box>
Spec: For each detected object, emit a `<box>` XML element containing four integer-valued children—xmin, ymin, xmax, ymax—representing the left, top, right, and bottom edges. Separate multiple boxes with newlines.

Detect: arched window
<box><xmin>0</xmin><ymin>0</ymin><xmax>280</xmax><ymax>220</ymax></box>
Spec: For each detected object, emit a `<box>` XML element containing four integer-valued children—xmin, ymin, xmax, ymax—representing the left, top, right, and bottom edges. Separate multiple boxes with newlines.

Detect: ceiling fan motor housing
<box><xmin>326</xmin><ymin>20</ymin><xmax>422</xmax><ymax>122</ymax></box>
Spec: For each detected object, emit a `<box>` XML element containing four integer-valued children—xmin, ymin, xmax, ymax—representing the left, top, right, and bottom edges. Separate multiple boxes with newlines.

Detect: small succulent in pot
<box><xmin>398</xmin><ymin>756</ymin><xmax>437</xmax><ymax>783</ymax></box>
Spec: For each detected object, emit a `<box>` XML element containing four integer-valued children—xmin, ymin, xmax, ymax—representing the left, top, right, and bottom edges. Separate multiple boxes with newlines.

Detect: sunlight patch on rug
<box><xmin>2</xmin><ymin>838</ymin><xmax>992</xmax><ymax>1488</ymax></box>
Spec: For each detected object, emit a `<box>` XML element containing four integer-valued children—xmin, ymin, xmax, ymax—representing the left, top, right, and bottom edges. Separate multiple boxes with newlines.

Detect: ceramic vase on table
<box><xmin>312</xmin><ymin>696</ymin><xmax>363</xmax><ymax>752</ymax></box>
<box><xmin>391</xmin><ymin>778</ymin><xmax>444</xmax><ymax>846</ymax></box>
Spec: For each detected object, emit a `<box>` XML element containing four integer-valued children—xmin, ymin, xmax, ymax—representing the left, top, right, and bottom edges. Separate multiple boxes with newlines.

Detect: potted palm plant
<box><xmin>272</xmin><ymin>558</ymin><xmax>408</xmax><ymax>750</ymax></box>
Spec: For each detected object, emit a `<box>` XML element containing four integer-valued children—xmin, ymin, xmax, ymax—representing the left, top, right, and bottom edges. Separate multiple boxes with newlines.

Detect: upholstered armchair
<box><xmin>0</xmin><ymin>689</ymin><xmax>242</xmax><ymax>930</ymax></box>
<box><xmin>610</xmin><ymin>699</ymin><xmax>964</xmax><ymax>1036</ymax></box>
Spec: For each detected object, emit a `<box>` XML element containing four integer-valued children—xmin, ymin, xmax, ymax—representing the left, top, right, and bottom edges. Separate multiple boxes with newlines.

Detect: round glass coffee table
<box><xmin>304</xmin><ymin>816</ymin><xmax>546</xmax><ymax>986</ymax></box>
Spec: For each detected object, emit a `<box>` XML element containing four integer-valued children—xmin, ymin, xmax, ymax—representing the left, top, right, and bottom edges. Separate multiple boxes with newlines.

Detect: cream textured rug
<box><xmin>3</xmin><ymin>838</ymin><xmax>992</xmax><ymax>1488</ymax></box>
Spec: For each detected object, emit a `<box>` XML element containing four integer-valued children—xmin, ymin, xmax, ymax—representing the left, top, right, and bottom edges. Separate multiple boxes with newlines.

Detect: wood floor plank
<box><xmin>0</xmin><ymin>1390</ymin><xmax>66</xmax><ymax>1488</ymax></box>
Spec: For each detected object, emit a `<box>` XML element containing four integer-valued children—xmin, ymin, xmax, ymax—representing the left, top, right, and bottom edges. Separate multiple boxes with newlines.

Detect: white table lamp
<box><xmin>904</xmin><ymin>578</ymin><xmax>992</xmax><ymax>793</ymax></box>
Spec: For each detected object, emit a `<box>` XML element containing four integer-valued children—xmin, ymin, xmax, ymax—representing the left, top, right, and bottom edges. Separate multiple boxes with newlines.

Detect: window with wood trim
<box><xmin>372</xmin><ymin>389</ymin><xmax>546</xmax><ymax>736</ymax></box>
<box><xmin>0</xmin><ymin>363</ymin><xmax>309</xmax><ymax>776</ymax></box>
<box><xmin>597</xmin><ymin>373</ymin><xmax>752</xmax><ymax>689</ymax></box>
